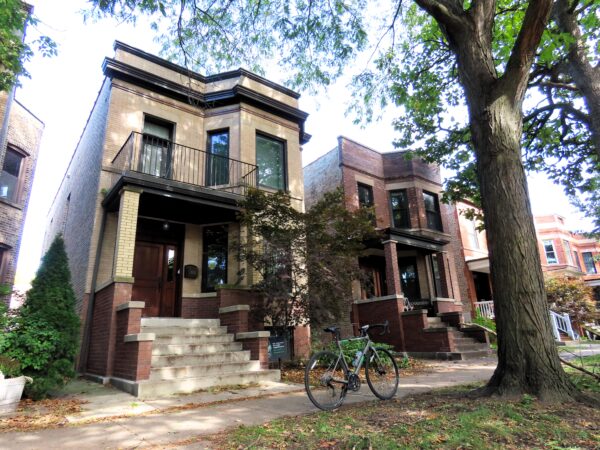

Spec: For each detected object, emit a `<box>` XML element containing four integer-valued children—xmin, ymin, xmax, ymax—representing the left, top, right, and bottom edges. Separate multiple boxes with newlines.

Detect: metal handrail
<box><xmin>111</xmin><ymin>131</ymin><xmax>258</xmax><ymax>193</ymax></box>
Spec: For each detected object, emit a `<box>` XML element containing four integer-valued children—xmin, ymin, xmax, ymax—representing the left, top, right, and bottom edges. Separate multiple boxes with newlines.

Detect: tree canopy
<box><xmin>235</xmin><ymin>187</ymin><xmax>377</xmax><ymax>330</ymax></box>
<box><xmin>0</xmin><ymin>0</ymin><xmax>56</xmax><ymax>91</ymax></box>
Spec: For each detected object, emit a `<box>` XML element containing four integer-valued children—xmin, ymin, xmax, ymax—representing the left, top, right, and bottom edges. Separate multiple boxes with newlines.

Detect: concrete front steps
<box><xmin>421</xmin><ymin>317</ymin><xmax>492</xmax><ymax>360</ymax></box>
<box><xmin>131</xmin><ymin>318</ymin><xmax>279</xmax><ymax>398</ymax></box>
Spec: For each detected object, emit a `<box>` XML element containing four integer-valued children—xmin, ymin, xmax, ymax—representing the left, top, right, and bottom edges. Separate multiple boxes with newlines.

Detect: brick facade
<box><xmin>0</xmin><ymin>98</ymin><xmax>43</xmax><ymax>305</ymax></box>
<box><xmin>46</xmin><ymin>42</ymin><xmax>310</xmax><ymax>380</ymax></box>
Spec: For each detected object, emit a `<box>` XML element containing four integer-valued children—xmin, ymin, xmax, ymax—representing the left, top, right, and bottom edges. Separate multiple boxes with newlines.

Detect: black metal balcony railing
<box><xmin>111</xmin><ymin>132</ymin><xmax>258</xmax><ymax>193</ymax></box>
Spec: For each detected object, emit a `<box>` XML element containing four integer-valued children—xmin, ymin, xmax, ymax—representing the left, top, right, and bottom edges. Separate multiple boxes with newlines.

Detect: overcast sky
<box><xmin>12</xmin><ymin>0</ymin><xmax>594</xmax><ymax>287</ymax></box>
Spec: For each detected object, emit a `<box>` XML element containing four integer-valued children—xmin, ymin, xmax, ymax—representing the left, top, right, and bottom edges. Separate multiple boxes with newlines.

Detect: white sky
<box><xmin>12</xmin><ymin>0</ymin><xmax>594</xmax><ymax>287</ymax></box>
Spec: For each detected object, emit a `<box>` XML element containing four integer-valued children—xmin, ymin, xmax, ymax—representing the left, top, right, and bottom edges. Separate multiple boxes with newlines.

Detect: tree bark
<box><xmin>554</xmin><ymin>0</ymin><xmax>600</xmax><ymax>161</ymax></box>
<box><xmin>415</xmin><ymin>0</ymin><xmax>586</xmax><ymax>402</ymax></box>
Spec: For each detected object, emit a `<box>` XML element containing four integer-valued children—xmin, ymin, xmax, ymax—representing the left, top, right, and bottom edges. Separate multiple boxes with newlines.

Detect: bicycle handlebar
<box><xmin>369</xmin><ymin>320</ymin><xmax>390</xmax><ymax>336</ymax></box>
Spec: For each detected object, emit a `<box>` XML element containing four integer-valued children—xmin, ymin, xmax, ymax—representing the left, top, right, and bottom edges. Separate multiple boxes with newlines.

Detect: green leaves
<box><xmin>0</xmin><ymin>236</ymin><xmax>80</xmax><ymax>399</ymax></box>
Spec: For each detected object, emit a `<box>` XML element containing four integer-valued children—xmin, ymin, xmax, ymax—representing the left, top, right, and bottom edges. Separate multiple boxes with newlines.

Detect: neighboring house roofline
<box><xmin>13</xmin><ymin>98</ymin><xmax>45</xmax><ymax>126</ymax></box>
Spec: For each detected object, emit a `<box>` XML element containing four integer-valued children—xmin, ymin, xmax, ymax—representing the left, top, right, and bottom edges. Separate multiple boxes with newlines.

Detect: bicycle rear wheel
<box><xmin>365</xmin><ymin>348</ymin><xmax>399</xmax><ymax>400</ymax></box>
<box><xmin>304</xmin><ymin>350</ymin><xmax>348</xmax><ymax>410</ymax></box>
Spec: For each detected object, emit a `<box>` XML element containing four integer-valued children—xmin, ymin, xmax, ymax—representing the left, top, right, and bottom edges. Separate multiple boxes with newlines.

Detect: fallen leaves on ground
<box><xmin>0</xmin><ymin>398</ymin><xmax>87</xmax><ymax>432</ymax></box>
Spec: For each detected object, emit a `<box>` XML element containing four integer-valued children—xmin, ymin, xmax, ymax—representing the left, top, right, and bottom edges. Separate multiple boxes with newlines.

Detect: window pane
<box><xmin>141</xmin><ymin>119</ymin><xmax>172</xmax><ymax>177</ymax></box>
<box><xmin>423</xmin><ymin>191</ymin><xmax>442</xmax><ymax>231</ymax></box>
<box><xmin>256</xmin><ymin>135</ymin><xmax>284</xmax><ymax>190</ymax></box>
<box><xmin>563</xmin><ymin>240</ymin><xmax>573</xmax><ymax>265</ymax></box>
<box><xmin>358</xmin><ymin>183</ymin><xmax>373</xmax><ymax>207</ymax></box>
<box><xmin>202</xmin><ymin>225</ymin><xmax>228</xmax><ymax>292</ymax></box>
<box><xmin>583</xmin><ymin>252</ymin><xmax>597</xmax><ymax>274</ymax></box>
<box><xmin>574</xmin><ymin>251</ymin><xmax>582</xmax><ymax>271</ymax></box>
<box><xmin>390</xmin><ymin>190</ymin><xmax>409</xmax><ymax>228</ymax></box>
<box><xmin>0</xmin><ymin>149</ymin><xmax>23</xmax><ymax>202</ymax></box>
<box><xmin>543</xmin><ymin>240</ymin><xmax>558</xmax><ymax>264</ymax></box>
<box><xmin>207</xmin><ymin>131</ymin><xmax>229</xmax><ymax>185</ymax></box>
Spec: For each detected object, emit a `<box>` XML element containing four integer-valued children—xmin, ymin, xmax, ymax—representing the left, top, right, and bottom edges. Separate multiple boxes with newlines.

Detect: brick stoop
<box><xmin>115</xmin><ymin>318</ymin><xmax>279</xmax><ymax>398</ymax></box>
<box><xmin>405</xmin><ymin>315</ymin><xmax>492</xmax><ymax>360</ymax></box>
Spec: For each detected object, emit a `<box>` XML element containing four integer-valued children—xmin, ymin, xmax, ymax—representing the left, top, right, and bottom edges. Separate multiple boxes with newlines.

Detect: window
<box><xmin>206</xmin><ymin>130</ymin><xmax>229</xmax><ymax>186</ymax></box>
<box><xmin>582</xmin><ymin>252</ymin><xmax>597</xmax><ymax>274</ymax></box>
<box><xmin>0</xmin><ymin>148</ymin><xmax>24</xmax><ymax>202</ymax></box>
<box><xmin>423</xmin><ymin>191</ymin><xmax>442</xmax><ymax>231</ymax></box>
<box><xmin>141</xmin><ymin>117</ymin><xmax>173</xmax><ymax>177</ymax></box>
<box><xmin>543</xmin><ymin>240</ymin><xmax>558</xmax><ymax>264</ymax></box>
<box><xmin>430</xmin><ymin>254</ymin><xmax>443</xmax><ymax>297</ymax></box>
<box><xmin>357</xmin><ymin>183</ymin><xmax>374</xmax><ymax>207</ymax></box>
<box><xmin>202</xmin><ymin>225</ymin><xmax>228</xmax><ymax>292</ymax></box>
<box><xmin>256</xmin><ymin>134</ymin><xmax>285</xmax><ymax>190</ymax></box>
<box><xmin>467</xmin><ymin>219</ymin><xmax>480</xmax><ymax>249</ymax></box>
<box><xmin>390</xmin><ymin>190</ymin><xmax>410</xmax><ymax>228</ymax></box>
<box><xmin>573</xmin><ymin>251</ymin><xmax>582</xmax><ymax>271</ymax></box>
<box><xmin>563</xmin><ymin>240</ymin><xmax>573</xmax><ymax>265</ymax></box>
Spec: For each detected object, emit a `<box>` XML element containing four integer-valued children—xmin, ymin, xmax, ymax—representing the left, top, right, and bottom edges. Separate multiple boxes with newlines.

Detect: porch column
<box><xmin>113</xmin><ymin>187</ymin><xmax>141</xmax><ymax>280</ymax></box>
<box><xmin>383</xmin><ymin>240</ymin><xmax>403</xmax><ymax>297</ymax></box>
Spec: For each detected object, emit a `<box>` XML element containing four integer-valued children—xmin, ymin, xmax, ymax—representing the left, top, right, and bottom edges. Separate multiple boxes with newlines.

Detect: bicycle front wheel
<box><xmin>365</xmin><ymin>348</ymin><xmax>399</xmax><ymax>400</ymax></box>
<box><xmin>304</xmin><ymin>350</ymin><xmax>348</xmax><ymax>410</ymax></box>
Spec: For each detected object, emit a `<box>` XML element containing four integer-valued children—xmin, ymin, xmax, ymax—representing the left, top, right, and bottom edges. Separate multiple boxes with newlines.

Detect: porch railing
<box><xmin>549</xmin><ymin>310</ymin><xmax>579</xmax><ymax>342</ymax></box>
<box><xmin>111</xmin><ymin>132</ymin><xmax>258</xmax><ymax>194</ymax></box>
<box><xmin>475</xmin><ymin>300</ymin><xmax>495</xmax><ymax>319</ymax></box>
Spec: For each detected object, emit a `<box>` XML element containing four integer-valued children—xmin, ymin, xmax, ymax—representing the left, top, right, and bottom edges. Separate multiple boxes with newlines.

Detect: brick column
<box><xmin>113</xmin><ymin>301</ymin><xmax>154</xmax><ymax>381</ymax></box>
<box><xmin>383</xmin><ymin>240</ymin><xmax>403</xmax><ymax>297</ymax></box>
<box><xmin>236</xmin><ymin>331</ymin><xmax>271</xmax><ymax>369</ymax></box>
<box><xmin>113</xmin><ymin>188</ymin><xmax>141</xmax><ymax>279</ymax></box>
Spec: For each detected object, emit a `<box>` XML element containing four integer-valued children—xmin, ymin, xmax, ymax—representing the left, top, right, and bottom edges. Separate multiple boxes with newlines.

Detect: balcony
<box><xmin>111</xmin><ymin>132</ymin><xmax>258</xmax><ymax>195</ymax></box>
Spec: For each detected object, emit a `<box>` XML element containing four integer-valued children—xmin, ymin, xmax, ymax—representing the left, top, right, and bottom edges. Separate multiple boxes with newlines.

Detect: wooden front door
<box><xmin>132</xmin><ymin>241</ymin><xmax>179</xmax><ymax>317</ymax></box>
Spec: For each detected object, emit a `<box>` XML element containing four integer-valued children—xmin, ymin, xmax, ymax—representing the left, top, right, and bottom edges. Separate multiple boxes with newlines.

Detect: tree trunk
<box><xmin>471</xmin><ymin>96</ymin><xmax>579</xmax><ymax>401</ymax></box>
<box><xmin>554</xmin><ymin>0</ymin><xmax>600</xmax><ymax>161</ymax></box>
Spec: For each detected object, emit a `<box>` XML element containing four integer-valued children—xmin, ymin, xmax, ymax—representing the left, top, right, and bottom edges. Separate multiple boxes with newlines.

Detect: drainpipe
<box><xmin>78</xmin><ymin>208</ymin><xmax>107</xmax><ymax>373</ymax></box>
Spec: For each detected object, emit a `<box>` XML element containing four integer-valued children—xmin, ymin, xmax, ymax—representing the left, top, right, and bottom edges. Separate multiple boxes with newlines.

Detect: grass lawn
<box><xmin>207</xmin><ymin>358</ymin><xmax>600</xmax><ymax>450</ymax></box>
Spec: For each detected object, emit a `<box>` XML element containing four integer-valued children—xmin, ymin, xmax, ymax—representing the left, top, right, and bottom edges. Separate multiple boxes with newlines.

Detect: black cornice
<box><xmin>103</xmin><ymin>57</ymin><xmax>311</xmax><ymax>144</ymax></box>
<box><xmin>113</xmin><ymin>41</ymin><xmax>301</xmax><ymax>99</ymax></box>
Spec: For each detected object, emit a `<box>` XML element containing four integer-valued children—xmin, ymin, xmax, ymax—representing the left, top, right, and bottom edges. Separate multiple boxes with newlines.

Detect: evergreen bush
<box><xmin>0</xmin><ymin>235</ymin><xmax>80</xmax><ymax>399</ymax></box>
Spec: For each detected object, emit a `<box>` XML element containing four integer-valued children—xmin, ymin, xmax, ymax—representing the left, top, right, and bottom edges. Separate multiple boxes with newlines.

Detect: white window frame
<box><xmin>543</xmin><ymin>239</ymin><xmax>558</xmax><ymax>265</ymax></box>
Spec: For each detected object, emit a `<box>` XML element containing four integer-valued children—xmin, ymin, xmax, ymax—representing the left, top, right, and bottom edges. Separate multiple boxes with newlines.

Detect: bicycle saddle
<box><xmin>323</xmin><ymin>326</ymin><xmax>339</xmax><ymax>334</ymax></box>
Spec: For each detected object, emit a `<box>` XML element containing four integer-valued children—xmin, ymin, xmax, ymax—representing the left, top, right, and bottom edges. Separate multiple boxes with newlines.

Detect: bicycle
<box><xmin>304</xmin><ymin>321</ymin><xmax>399</xmax><ymax>411</ymax></box>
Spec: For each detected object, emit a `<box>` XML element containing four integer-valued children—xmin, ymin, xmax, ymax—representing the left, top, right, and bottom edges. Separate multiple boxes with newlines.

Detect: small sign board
<box><xmin>268</xmin><ymin>335</ymin><xmax>290</xmax><ymax>362</ymax></box>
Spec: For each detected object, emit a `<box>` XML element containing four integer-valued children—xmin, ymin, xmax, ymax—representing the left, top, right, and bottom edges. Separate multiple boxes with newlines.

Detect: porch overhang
<box><xmin>467</xmin><ymin>257</ymin><xmax>490</xmax><ymax>274</ymax></box>
<box><xmin>102</xmin><ymin>174</ymin><xmax>241</xmax><ymax>224</ymax></box>
<box><xmin>387</xmin><ymin>228</ymin><xmax>450</xmax><ymax>253</ymax></box>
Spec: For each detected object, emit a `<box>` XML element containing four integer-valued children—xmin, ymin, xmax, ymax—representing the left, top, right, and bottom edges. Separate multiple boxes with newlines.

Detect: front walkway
<box><xmin>0</xmin><ymin>357</ymin><xmax>497</xmax><ymax>449</ymax></box>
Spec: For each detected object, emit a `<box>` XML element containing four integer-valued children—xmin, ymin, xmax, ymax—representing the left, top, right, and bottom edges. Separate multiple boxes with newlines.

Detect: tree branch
<box><xmin>524</xmin><ymin>102</ymin><xmax>590</xmax><ymax>124</ymax></box>
<box><xmin>501</xmin><ymin>0</ymin><xmax>553</xmax><ymax>103</ymax></box>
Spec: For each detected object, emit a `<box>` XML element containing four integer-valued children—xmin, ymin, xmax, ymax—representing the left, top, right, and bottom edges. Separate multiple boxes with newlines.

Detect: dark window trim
<box><xmin>389</xmin><ymin>189</ymin><xmax>410</xmax><ymax>229</ymax></box>
<box><xmin>256</xmin><ymin>131</ymin><xmax>288</xmax><ymax>191</ymax></box>
<box><xmin>201</xmin><ymin>225</ymin><xmax>229</xmax><ymax>292</ymax></box>
<box><xmin>357</xmin><ymin>182</ymin><xmax>374</xmax><ymax>207</ymax></box>
<box><xmin>543</xmin><ymin>239</ymin><xmax>558</xmax><ymax>265</ymax></box>
<box><xmin>423</xmin><ymin>190</ymin><xmax>443</xmax><ymax>232</ymax></box>
<box><xmin>206</xmin><ymin>128</ymin><xmax>230</xmax><ymax>186</ymax></box>
<box><xmin>142</xmin><ymin>114</ymin><xmax>176</xmax><ymax>141</ymax></box>
<box><xmin>1</xmin><ymin>145</ymin><xmax>28</xmax><ymax>205</ymax></box>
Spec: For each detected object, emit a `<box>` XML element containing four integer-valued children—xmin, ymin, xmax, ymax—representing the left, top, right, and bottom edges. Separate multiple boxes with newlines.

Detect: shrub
<box><xmin>0</xmin><ymin>355</ymin><xmax>21</xmax><ymax>378</ymax></box>
<box><xmin>0</xmin><ymin>235</ymin><xmax>80</xmax><ymax>399</ymax></box>
<box><xmin>545</xmin><ymin>276</ymin><xmax>596</xmax><ymax>325</ymax></box>
<box><xmin>473</xmin><ymin>309</ymin><xmax>496</xmax><ymax>332</ymax></box>
<box><xmin>333</xmin><ymin>338</ymin><xmax>395</xmax><ymax>365</ymax></box>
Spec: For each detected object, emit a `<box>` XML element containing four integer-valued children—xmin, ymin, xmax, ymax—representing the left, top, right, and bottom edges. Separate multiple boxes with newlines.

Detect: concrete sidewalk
<box><xmin>0</xmin><ymin>357</ymin><xmax>497</xmax><ymax>449</ymax></box>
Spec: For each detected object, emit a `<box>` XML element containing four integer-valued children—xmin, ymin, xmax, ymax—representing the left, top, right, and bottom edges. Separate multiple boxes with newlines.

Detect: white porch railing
<box><xmin>549</xmin><ymin>310</ymin><xmax>579</xmax><ymax>341</ymax></box>
<box><xmin>475</xmin><ymin>300</ymin><xmax>494</xmax><ymax>319</ymax></box>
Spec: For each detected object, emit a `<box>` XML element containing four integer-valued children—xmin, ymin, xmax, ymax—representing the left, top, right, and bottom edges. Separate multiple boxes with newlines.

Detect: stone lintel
<box><xmin>116</xmin><ymin>301</ymin><xmax>145</xmax><ymax>311</ymax></box>
<box><xmin>236</xmin><ymin>331</ymin><xmax>270</xmax><ymax>340</ymax></box>
<box><xmin>124</xmin><ymin>333</ymin><xmax>155</xmax><ymax>342</ymax></box>
<box><xmin>353</xmin><ymin>294</ymin><xmax>405</xmax><ymax>305</ymax></box>
<box><xmin>400</xmin><ymin>309</ymin><xmax>429</xmax><ymax>316</ymax></box>
<box><xmin>219</xmin><ymin>304</ymin><xmax>251</xmax><ymax>314</ymax></box>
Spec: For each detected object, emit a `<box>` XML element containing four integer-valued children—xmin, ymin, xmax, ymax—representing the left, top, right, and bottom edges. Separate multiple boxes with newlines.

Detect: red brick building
<box><xmin>0</xmin><ymin>91</ymin><xmax>44</xmax><ymax>306</ymax></box>
<box><xmin>304</xmin><ymin>137</ymin><xmax>489</xmax><ymax>358</ymax></box>
<box><xmin>456</xmin><ymin>210</ymin><xmax>600</xmax><ymax>316</ymax></box>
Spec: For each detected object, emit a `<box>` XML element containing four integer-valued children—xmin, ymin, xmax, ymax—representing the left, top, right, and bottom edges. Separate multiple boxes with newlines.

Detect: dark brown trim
<box><xmin>103</xmin><ymin>58</ymin><xmax>311</xmax><ymax>145</ymax></box>
<box><xmin>255</xmin><ymin>130</ymin><xmax>288</xmax><ymax>192</ymax></box>
<box><xmin>113</xmin><ymin>41</ymin><xmax>301</xmax><ymax>99</ymax></box>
